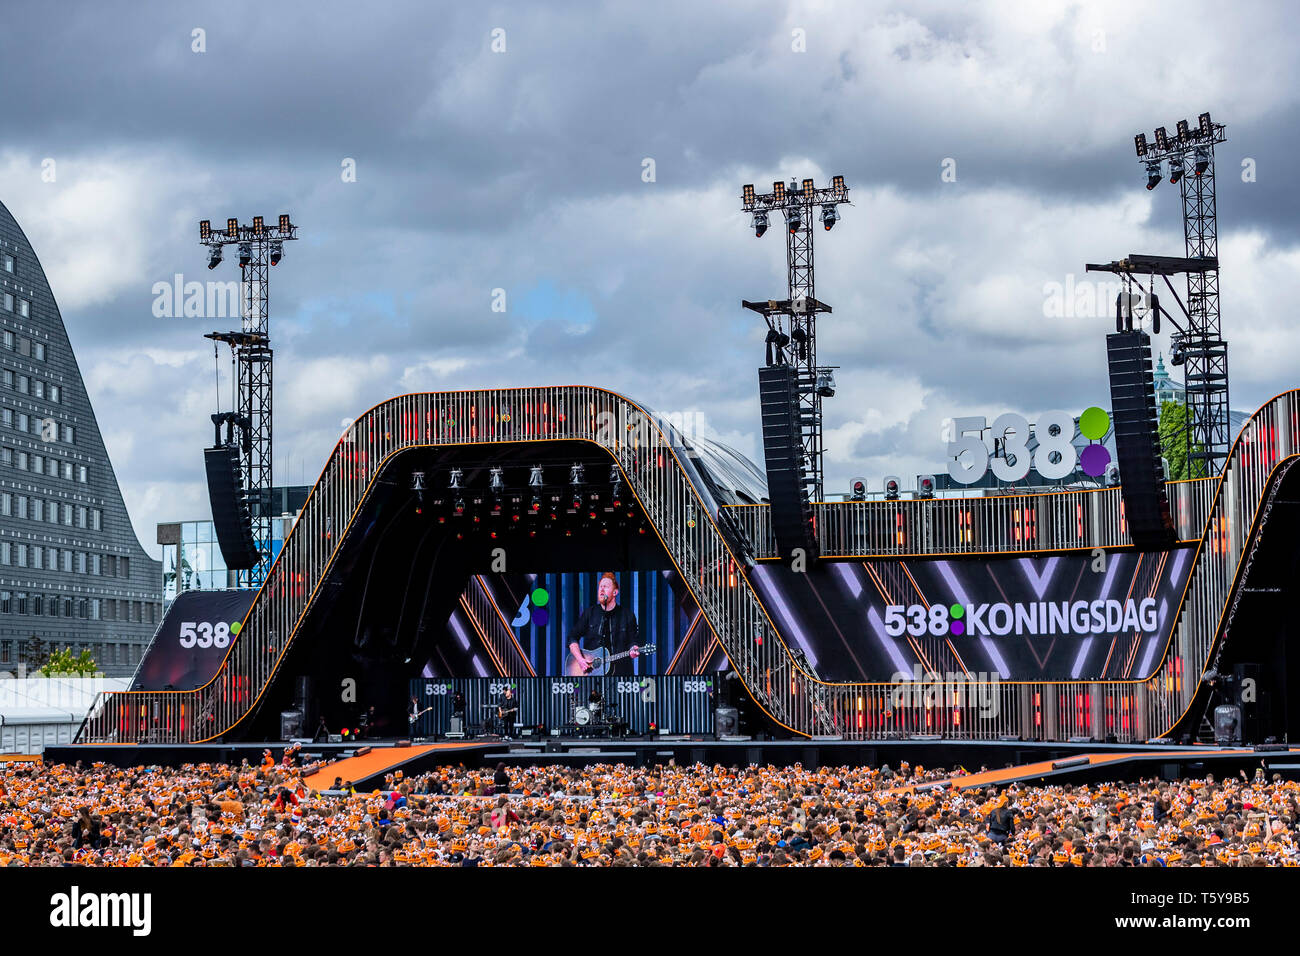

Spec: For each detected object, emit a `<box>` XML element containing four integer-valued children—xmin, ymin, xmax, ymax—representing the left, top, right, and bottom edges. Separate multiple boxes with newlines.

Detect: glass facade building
<box><xmin>0</xmin><ymin>200</ymin><xmax>162</xmax><ymax>677</ymax></box>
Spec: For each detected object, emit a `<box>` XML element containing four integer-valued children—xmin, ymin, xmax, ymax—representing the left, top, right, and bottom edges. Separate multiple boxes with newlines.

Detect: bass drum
<box><xmin>574</xmin><ymin>706</ymin><xmax>592</xmax><ymax>727</ymax></box>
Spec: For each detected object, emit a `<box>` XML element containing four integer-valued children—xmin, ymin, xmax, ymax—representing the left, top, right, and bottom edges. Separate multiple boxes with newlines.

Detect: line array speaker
<box><xmin>204</xmin><ymin>445</ymin><xmax>260</xmax><ymax>570</ymax></box>
<box><xmin>1106</xmin><ymin>332</ymin><xmax>1175</xmax><ymax>549</ymax></box>
<box><xmin>758</xmin><ymin>365</ymin><xmax>819</xmax><ymax>561</ymax></box>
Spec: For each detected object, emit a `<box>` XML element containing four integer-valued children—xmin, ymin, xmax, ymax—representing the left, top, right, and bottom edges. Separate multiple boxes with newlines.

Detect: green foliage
<box><xmin>1159</xmin><ymin>401</ymin><xmax>1206</xmax><ymax>480</ymax></box>
<box><xmin>38</xmin><ymin>647</ymin><xmax>99</xmax><ymax>677</ymax></box>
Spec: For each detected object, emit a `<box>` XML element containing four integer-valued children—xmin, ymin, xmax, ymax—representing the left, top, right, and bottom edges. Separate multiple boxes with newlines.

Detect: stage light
<box><xmin>1176</xmin><ymin>119</ymin><xmax>1190</xmax><ymax>144</ymax></box>
<box><xmin>252</xmin><ymin>215</ymin><xmax>265</xmax><ymax>235</ymax></box>
<box><xmin>1145</xmin><ymin>161</ymin><xmax>1162</xmax><ymax>190</ymax></box>
<box><xmin>802</xmin><ymin>177</ymin><xmax>815</xmax><ymax>198</ymax></box>
<box><xmin>227</xmin><ymin>217</ymin><xmax>239</xmax><ymax>238</ymax></box>
<box><xmin>1154</xmin><ymin>126</ymin><xmax>1168</xmax><ymax>151</ymax></box>
<box><xmin>820</xmin><ymin>204</ymin><xmax>838</xmax><ymax>231</ymax></box>
<box><xmin>199</xmin><ymin>219</ymin><xmax>211</xmax><ymax>241</ymax></box>
<box><xmin>1198</xmin><ymin>112</ymin><xmax>1212</xmax><ymax>139</ymax></box>
<box><xmin>917</xmin><ymin>475</ymin><xmax>935</xmax><ymax>500</ymax></box>
<box><xmin>270</xmin><ymin>240</ymin><xmax>283</xmax><ymax>266</ymax></box>
<box><xmin>411</xmin><ymin>472</ymin><xmax>425</xmax><ymax>491</ymax></box>
<box><xmin>1106</xmin><ymin>464</ymin><xmax>1120</xmax><ymax>486</ymax></box>
<box><xmin>884</xmin><ymin>477</ymin><xmax>900</xmax><ymax>501</ymax></box>
<box><xmin>206</xmin><ymin>244</ymin><xmax>223</xmax><ymax>270</ymax></box>
<box><xmin>832</xmin><ymin>175</ymin><xmax>846</xmax><ymax>197</ymax></box>
<box><xmin>772</xmin><ymin>180</ymin><xmax>785</xmax><ymax>202</ymax></box>
<box><xmin>1194</xmin><ymin>147</ymin><xmax>1209</xmax><ymax>176</ymax></box>
<box><xmin>850</xmin><ymin>477</ymin><xmax>866</xmax><ymax>501</ymax></box>
<box><xmin>238</xmin><ymin>242</ymin><xmax>252</xmax><ymax>267</ymax></box>
<box><xmin>1168</xmin><ymin>155</ymin><xmax>1185</xmax><ymax>185</ymax></box>
<box><xmin>527</xmin><ymin>465</ymin><xmax>544</xmax><ymax>489</ymax></box>
<box><xmin>279</xmin><ymin>213</ymin><xmax>291</xmax><ymax>233</ymax></box>
<box><xmin>753</xmin><ymin>211</ymin><xmax>768</xmax><ymax>238</ymax></box>
<box><xmin>742</xmin><ymin>183</ymin><xmax>755</xmax><ymax>207</ymax></box>
<box><xmin>1134</xmin><ymin>133</ymin><xmax>1148</xmax><ymax>158</ymax></box>
<box><xmin>569</xmin><ymin>462</ymin><xmax>584</xmax><ymax>487</ymax></box>
<box><xmin>453</xmin><ymin>497</ymin><xmax>465</xmax><ymax>515</ymax></box>
<box><xmin>489</xmin><ymin>467</ymin><xmax>504</xmax><ymax>495</ymax></box>
<box><xmin>788</xmin><ymin>208</ymin><xmax>801</xmax><ymax>233</ymax></box>
<box><xmin>448</xmin><ymin>468</ymin><xmax>463</xmax><ymax>490</ymax></box>
<box><xmin>816</xmin><ymin>370</ymin><xmax>835</xmax><ymax>398</ymax></box>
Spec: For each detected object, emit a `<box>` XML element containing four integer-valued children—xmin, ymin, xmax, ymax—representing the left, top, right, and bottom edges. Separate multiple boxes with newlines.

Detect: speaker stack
<box><xmin>1106</xmin><ymin>332</ymin><xmax>1175</xmax><ymax>550</ymax></box>
<box><xmin>204</xmin><ymin>445</ymin><xmax>261</xmax><ymax>569</ymax></box>
<box><xmin>758</xmin><ymin>365</ymin><xmax>819</xmax><ymax>561</ymax></box>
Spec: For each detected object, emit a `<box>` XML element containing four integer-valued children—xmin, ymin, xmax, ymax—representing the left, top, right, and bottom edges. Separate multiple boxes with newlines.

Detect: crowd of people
<box><xmin>2</xmin><ymin>751</ymin><xmax>1298</xmax><ymax>866</ymax></box>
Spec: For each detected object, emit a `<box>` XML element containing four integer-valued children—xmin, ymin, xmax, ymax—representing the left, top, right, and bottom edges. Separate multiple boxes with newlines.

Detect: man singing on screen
<box><xmin>566</xmin><ymin>572</ymin><xmax>641</xmax><ymax>676</ymax></box>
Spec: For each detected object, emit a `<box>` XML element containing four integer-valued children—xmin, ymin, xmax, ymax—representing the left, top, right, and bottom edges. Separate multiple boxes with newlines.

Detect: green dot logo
<box><xmin>230</xmin><ymin>621</ymin><xmax>242</xmax><ymax>635</ymax></box>
<box><xmin>530</xmin><ymin>587</ymin><xmax>550</xmax><ymax>627</ymax></box>
<box><xmin>949</xmin><ymin>603</ymin><xmax>965</xmax><ymax>636</ymax></box>
<box><xmin>531</xmin><ymin>587</ymin><xmax>549</xmax><ymax>607</ymax></box>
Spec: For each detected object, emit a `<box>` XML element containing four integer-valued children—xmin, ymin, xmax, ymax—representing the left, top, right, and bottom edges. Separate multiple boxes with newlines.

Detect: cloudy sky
<box><xmin>2</xmin><ymin>0</ymin><xmax>1298</xmax><ymax>558</ymax></box>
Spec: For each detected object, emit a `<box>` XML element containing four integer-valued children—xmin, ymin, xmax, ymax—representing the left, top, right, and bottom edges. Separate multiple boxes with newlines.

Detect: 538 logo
<box><xmin>945</xmin><ymin>407</ymin><xmax>1112</xmax><ymax>484</ymax></box>
<box><xmin>178</xmin><ymin>621</ymin><xmax>233</xmax><ymax>648</ymax></box>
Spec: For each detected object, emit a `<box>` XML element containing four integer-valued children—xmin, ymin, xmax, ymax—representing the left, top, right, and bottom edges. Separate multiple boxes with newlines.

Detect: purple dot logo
<box><xmin>1079</xmin><ymin>406</ymin><xmax>1111</xmax><ymax>477</ymax></box>
<box><xmin>949</xmin><ymin>603</ymin><xmax>964</xmax><ymax>636</ymax></box>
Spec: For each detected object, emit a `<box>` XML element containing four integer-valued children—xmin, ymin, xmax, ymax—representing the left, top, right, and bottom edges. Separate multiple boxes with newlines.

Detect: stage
<box><xmin>43</xmin><ymin>735</ymin><xmax>1300</xmax><ymax>792</ymax></box>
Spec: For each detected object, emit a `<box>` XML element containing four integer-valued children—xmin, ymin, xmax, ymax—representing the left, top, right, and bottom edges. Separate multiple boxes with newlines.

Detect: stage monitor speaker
<box><xmin>758</xmin><ymin>365</ymin><xmax>819</xmax><ymax>561</ymax></box>
<box><xmin>715</xmin><ymin>706</ymin><xmax>739</xmax><ymax>737</ymax></box>
<box><xmin>205</xmin><ymin>445</ymin><xmax>261</xmax><ymax>569</ymax></box>
<box><xmin>448</xmin><ymin>716</ymin><xmax>464</xmax><ymax>737</ymax></box>
<box><xmin>1106</xmin><ymin>332</ymin><xmax>1175</xmax><ymax>550</ymax></box>
<box><xmin>294</xmin><ymin>676</ymin><xmax>314</xmax><ymax>730</ymax></box>
<box><xmin>279</xmin><ymin>710</ymin><xmax>303</xmax><ymax>739</ymax></box>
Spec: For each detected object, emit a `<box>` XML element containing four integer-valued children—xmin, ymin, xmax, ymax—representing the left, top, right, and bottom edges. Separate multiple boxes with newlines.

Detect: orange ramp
<box><xmin>303</xmin><ymin>742</ymin><xmax>491</xmax><ymax>791</ymax></box>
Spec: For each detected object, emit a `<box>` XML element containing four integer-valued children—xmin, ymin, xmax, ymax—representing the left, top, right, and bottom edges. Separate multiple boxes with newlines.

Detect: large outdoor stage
<box><xmin>79</xmin><ymin>386</ymin><xmax>1300</xmax><ymax>752</ymax></box>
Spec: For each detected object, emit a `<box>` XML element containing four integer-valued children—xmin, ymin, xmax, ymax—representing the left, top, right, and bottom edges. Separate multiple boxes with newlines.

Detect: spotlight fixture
<box><xmin>1193</xmin><ymin>147</ymin><xmax>1210</xmax><ymax>176</ymax></box>
<box><xmin>489</xmin><ymin>467</ymin><xmax>504</xmax><ymax>495</ymax></box>
<box><xmin>815</xmin><ymin>370</ymin><xmax>835</xmax><ymax>398</ymax></box>
<box><xmin>453</xmin><ymin>497</ymin><xmax>466</xmax><ymax>516</ymax></box>
<box><xmin>787</xmin><ymin>208</ymin><xmax>801</xmax><ymax>233</ymax></box>
<box><xmin>528</xmin><ymin>465</ymin><xmax>543</xmax><ymax>488</ymax></box>
<box><xmin>850</xmin><ymin>477</ymin><xmax>866</xmax><ymax>501</ymax></box>
<box><xmin>1154</xmin><ymin>126</ymin><xmax>1169</xmax><ymax>151</ymax></box>
<box><xmin>199</xmin><ymin>219</ymin><xmax>212</xmax><ymax>242</ymax></box>
<box><xmin>411</xmin><ymin>472</ymin><xmax>426</xmax><ymax>492</ymax></box>
<box><xmin>742</xmin><ymin>183</ymin><xmax>756</xmax><ymax>207</ymax></box>
<box><xmin>448</xmin><ymin>468</ymin><xmax>463</xmax><ymax>490</ymax></box>
<box><xmin>1168</xmin><ymin>155</ymin><xmax>1185</xmax><ymax>185</ymax></box>
<box><xmin>226</xmin><ymin>217</ymin><xmax>239</xmax><ymax>238</ymax></box>
<box><xmin>238</xmin><ymin>242</ymin><xmax>252</xmax><ymax>267</ymax></box>
<box><xmin>820</xmin><ymin>204</ymin><xmax>838</xmax><ymax>231</ymax></box>
<box><xmin>569</xmin><ymin>463</ymin><xmax>584</xmax><ymax>487</ymax></box>
<box><xmin>1176</xmin><ymin>119</ymin><xmax>1191</xmax><ymax>144</ymax></box>
<box><xmin>752</xmin><ymin>211</ymin><xmax>769</xmax><ymax>238</ymax></box>
<box><xmin>206</xmin><ymin>244</ymin><xmax>223</xmax><ymax>270</ymax></box>
<box><xmin>831</xmin><ymin>174</ymin><xmax>846</xmax><ymax>197</ymax></box>
<box><xmin>772</xmin><ymin>180</ymin><xmax>785</xmax><ymax>203</ymax></box>
<box><xmin>917</xmin><ymin>475</ymin><xmax>936</xmax><ymax>500</ymax></box>
<box><xmin>1144</xmin><ymin>160</ymin><xmax>1162</xmax><ymax>190</ymax></box>
<box><xmin>1134</xmin><ymin>133</ymin><xmax>1148</xmax><ymax>158</ymax></box>
<box><xmin>270</xmin><ymin>240</ymin><xmax>283</xmax><ymax>266</ymax></box>
<box><xmin>1198</xmin><ymin>111</ymin><xmax>1212</xmax><ymax>139</ymax></box>
<box><xmin>279</xmin><ymin>213</ymin><xmax>292</xmax><ymax>233</ymax></box>
<box><xmin>884</xmin><ymin>477</ymin><xmax>900</xmax><ymax>501</ymax></box>
<box><xmin>252</xmin><ymin>215</ymin><xmax>265</xmax><ymax>235</ymax></box>
<box><xmin>801</xmin><ymin>177</ymin><xmax>815</xmax><ymax>197</ymax></box>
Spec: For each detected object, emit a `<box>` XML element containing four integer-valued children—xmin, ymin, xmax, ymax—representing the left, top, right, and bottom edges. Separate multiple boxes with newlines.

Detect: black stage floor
<box><xmin>43</xmin><ymin>735</ymin><xmax>1300</xmax><ymax>790</ymax></box>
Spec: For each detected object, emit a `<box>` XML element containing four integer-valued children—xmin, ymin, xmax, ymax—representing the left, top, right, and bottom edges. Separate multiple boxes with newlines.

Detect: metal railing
<box><xmin>728</xmin><ymin>477</ymin><xmax>1218</xmax><ymax>559</ymax></box>
<box><xmin>78</xmin><ymin>387</ymin><xmax>1298</xmax><ymax>744</ymax></box>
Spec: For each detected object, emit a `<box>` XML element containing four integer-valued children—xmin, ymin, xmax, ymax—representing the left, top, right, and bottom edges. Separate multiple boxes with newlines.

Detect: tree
<box><xmin>1159</xmin><ymin>401</ymin><xmax>1206</xmax><ymax>480</ymax></box>
<box><xmin>39</xmin><ymin>647</ymin><xmax>99</xmax><ymax>677</ymax></box>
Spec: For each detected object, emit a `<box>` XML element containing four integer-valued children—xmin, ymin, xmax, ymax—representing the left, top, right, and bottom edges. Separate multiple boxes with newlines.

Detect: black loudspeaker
<box><xmin>280</xmin><ymin>710</ymin><xmax>303</xmax><ymax>739</ymax></box>
<box><xmin>205</xmin><ymin>445</ymin><xmax>260</xmax><ymax>569</ymax></box>
<box><xmin>1234</xmin><ymin>663</ymin><xmax>1264</xmax><ymax>745</ymax></box>
<box><xmin>1106</xmin><ymin>332</ymin><xmax>1175</xmax><ymax>549</ymax></box>
<box><xmin>294</xmin><ymin>676</ymin><xmax>314</xmax><ymax>732</ymax></box>
<box><xmin>1212</xmin><ymin>704</ymin><xmax>1241</xmax><ymax>745</ymax></box>
<box><xmin>715</xmin><ymin>706</ymin><xmax>739</xmax><ymax>737</ymax></box>
<box><xmin>758</xmin><ymin>365</ymin><xmax>819</xmax><ymax>561</ymax></box>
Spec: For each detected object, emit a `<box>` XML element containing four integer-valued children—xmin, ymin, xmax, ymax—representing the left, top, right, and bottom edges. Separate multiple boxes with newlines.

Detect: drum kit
<box><xmin>568</xmin><ymin>688</ymin><xmax>624</xmax><ymax>737</ymax></box>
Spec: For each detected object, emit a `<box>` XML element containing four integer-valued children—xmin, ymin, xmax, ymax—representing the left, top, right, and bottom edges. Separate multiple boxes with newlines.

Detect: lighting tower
<box><xmin>199</xmin><ymin>214</ymin><xmax>298</xmax><ymax>586</ymax></box>
<box><xmin>1135</xmin><ymin>113</ymin><xmax>1229</xmax><ymax>475</ymax></box>
<box><xmin>740</xmin><ymin>176</ymin><xmax>849</xmax><ymax>501</ymax></box>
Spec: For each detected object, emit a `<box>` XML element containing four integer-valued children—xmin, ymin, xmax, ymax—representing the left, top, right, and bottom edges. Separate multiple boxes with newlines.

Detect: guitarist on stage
<box><xmin>567</xmin><ymin>572</ymin><xmax>641</xmax><ymax>676</ymax></box>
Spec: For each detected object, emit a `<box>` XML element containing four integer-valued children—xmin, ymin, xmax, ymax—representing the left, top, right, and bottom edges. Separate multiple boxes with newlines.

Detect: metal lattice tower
<box><xmin>1136</xmin><ymin>114</ymin><xmax>1229</xmax><ymax>476</ymax></box>
<box><xmin>741</xmin><ymin>177</ymin><xmax>849</xmax><ymax>501</ymax></box>
<box><xmin>1179</xmin><ymin>130</ymin><xmax>1229</xmax><ymax>475</ymax></box>
<box><xmin>200</xmin><ymin>215</ymin><xmax>298</xmax><ymax>587</ymax></box>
